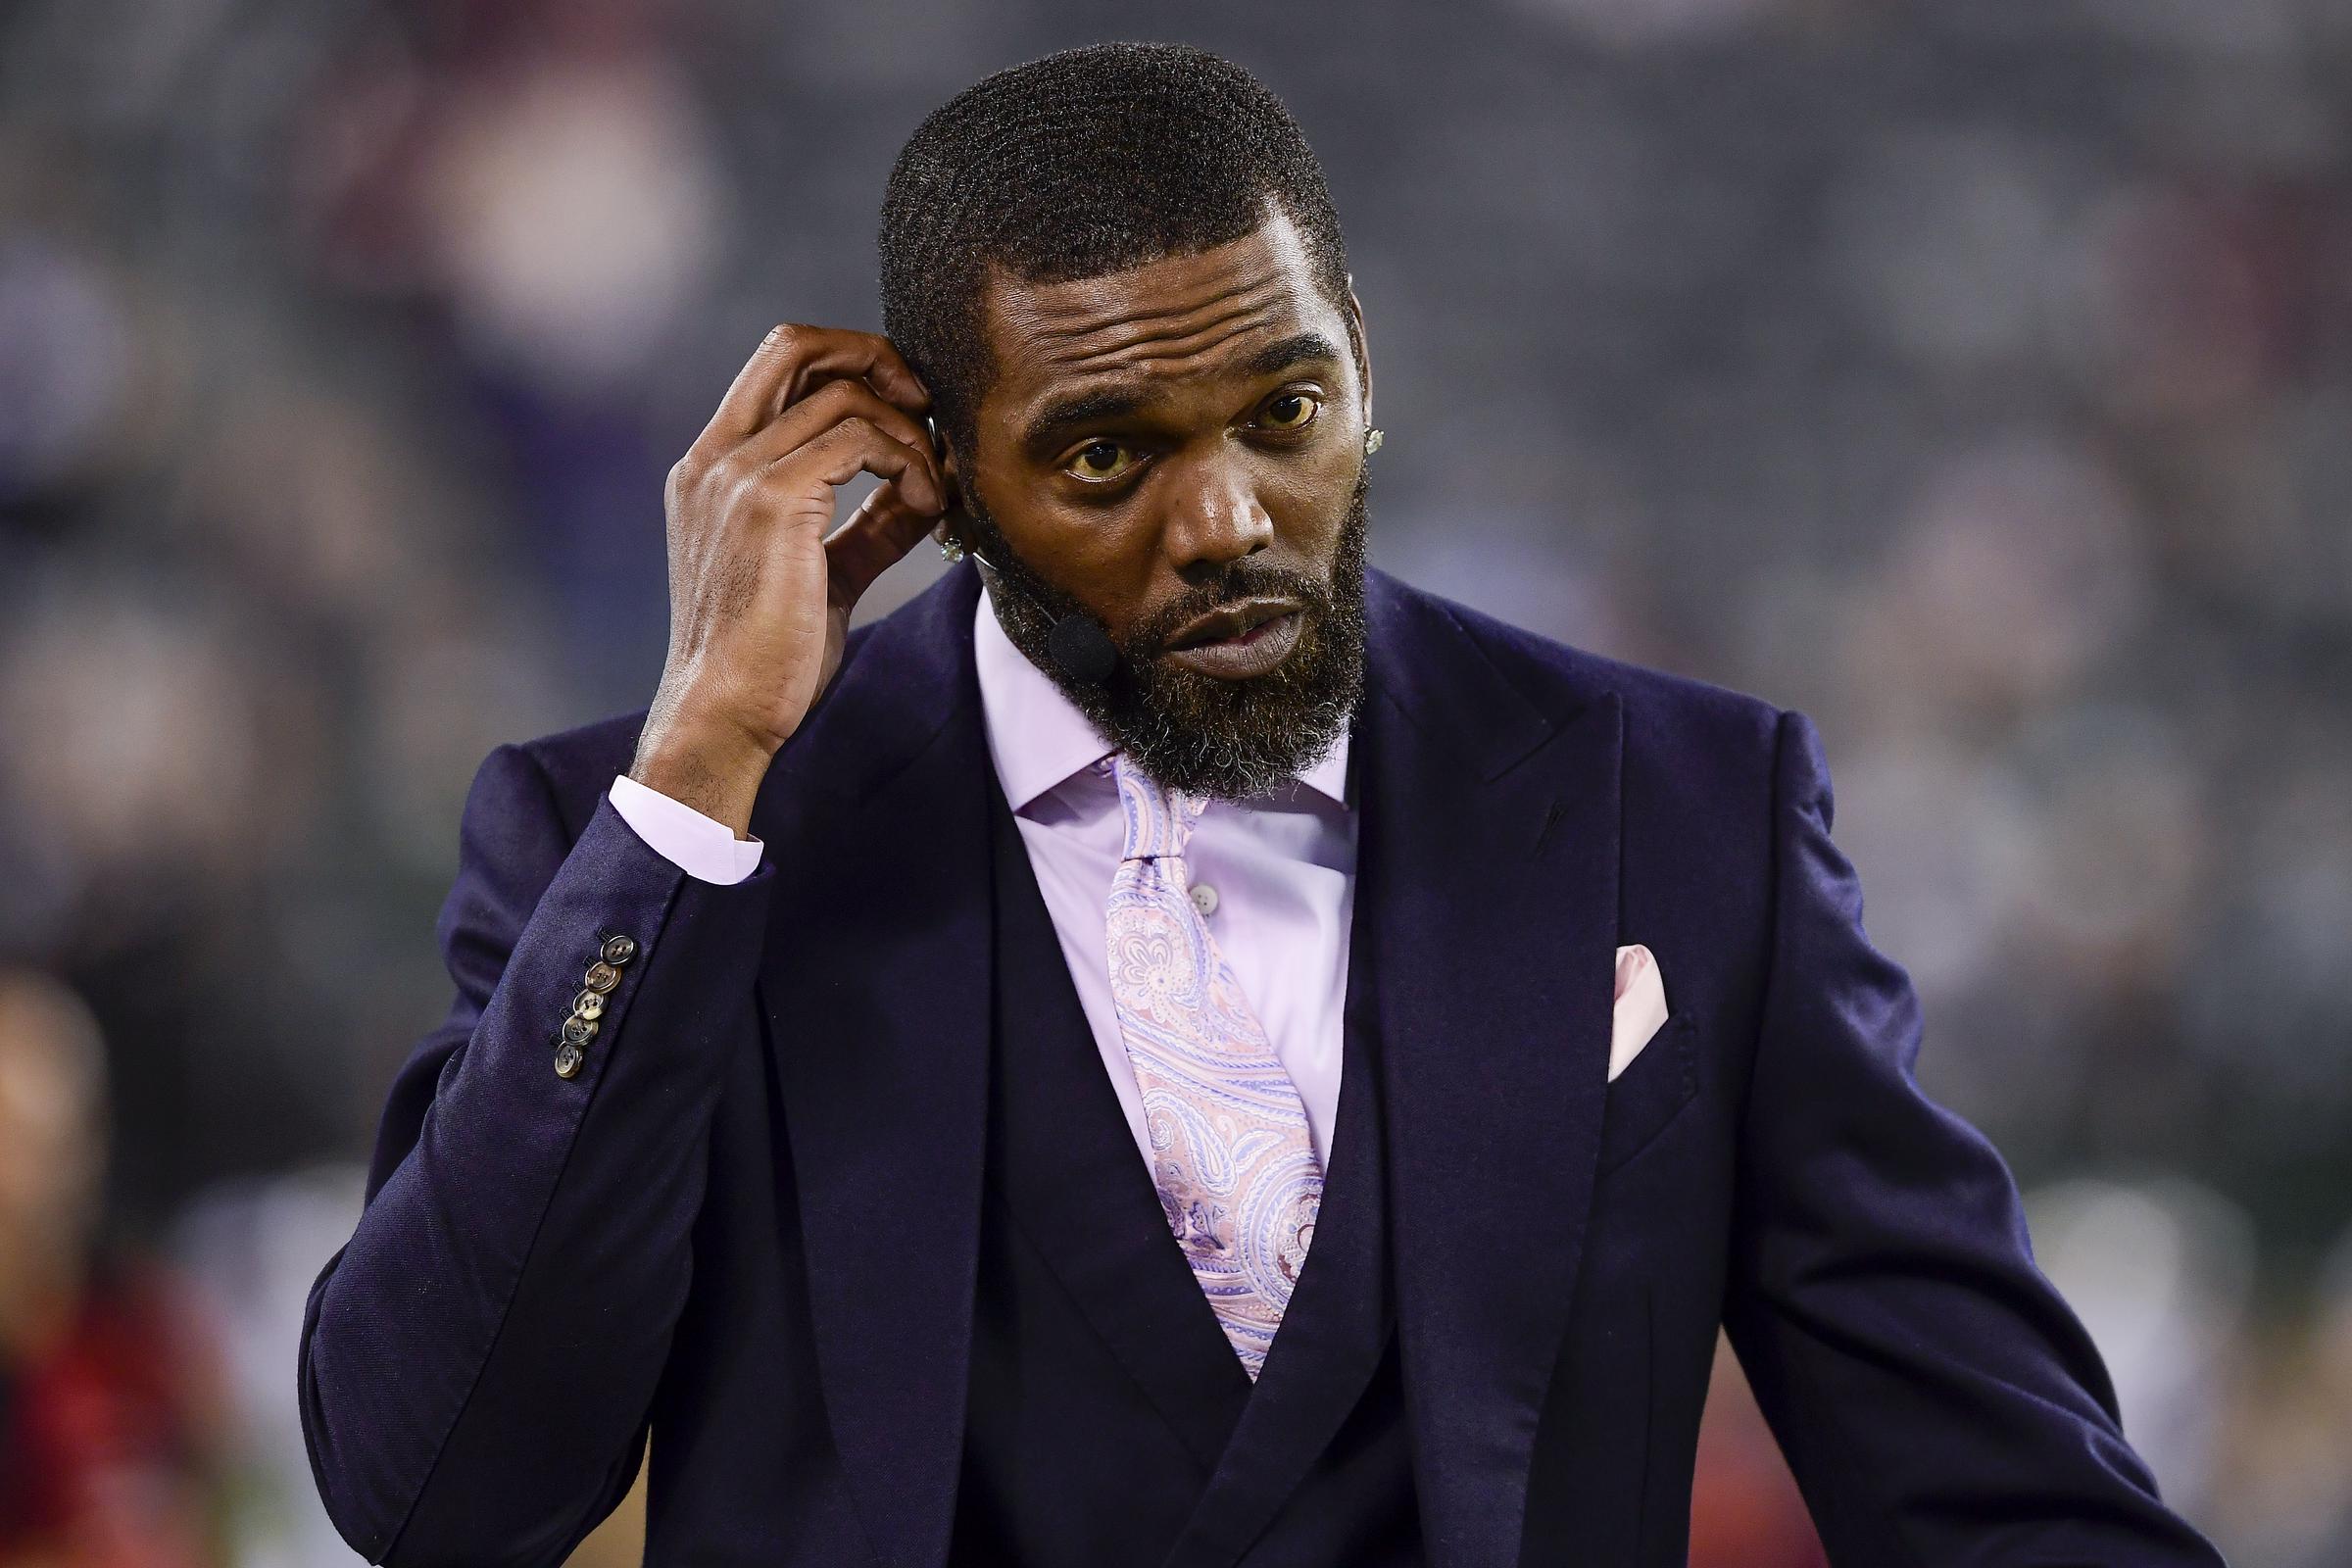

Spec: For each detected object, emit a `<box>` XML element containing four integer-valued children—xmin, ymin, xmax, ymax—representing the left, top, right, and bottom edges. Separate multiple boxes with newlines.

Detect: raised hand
<box><xmin>630</xmin><ymin>324</ymin><xmax>948</xmax><ymax>833</ymax></box>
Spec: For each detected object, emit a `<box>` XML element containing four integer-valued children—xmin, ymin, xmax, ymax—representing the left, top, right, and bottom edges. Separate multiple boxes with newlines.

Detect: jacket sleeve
<box><xmin>298</xmin><ymin>742</ymin><xmax>776</xmax><ymax>1566</ymax></box>
<box><xmin>1721</xmin><ymin>708</ymin><xmax>2228</xmax><ymax>1567</ymax></box>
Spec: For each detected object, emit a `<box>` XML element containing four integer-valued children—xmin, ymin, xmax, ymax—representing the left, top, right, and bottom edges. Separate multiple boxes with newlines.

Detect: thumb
<box><xmin>824</xmin><ymin>477</ymin><xmax>940</xmax><ymax>611</ymax></box>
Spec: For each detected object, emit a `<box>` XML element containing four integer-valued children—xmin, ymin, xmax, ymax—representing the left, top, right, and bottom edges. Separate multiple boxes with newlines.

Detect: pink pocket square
<box><xmin>1609</xmin><ymin>944</ymin><xmax>1670</xmax><ymax>1083</ymax></box>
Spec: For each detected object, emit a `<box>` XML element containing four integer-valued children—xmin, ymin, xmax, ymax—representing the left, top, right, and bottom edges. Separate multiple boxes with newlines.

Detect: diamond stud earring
<box><xmin>1363</xmin><ymin>426</ymin><xmax>1385</xmax><ymax>456</ymax></box>
<box><xmin>939</xmin><ymin>533</ymin><xmax>967</xmax><ymax>564</ymax></box>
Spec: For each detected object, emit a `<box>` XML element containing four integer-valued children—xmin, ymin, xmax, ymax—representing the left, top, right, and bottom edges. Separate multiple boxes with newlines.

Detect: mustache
<box><xmin>1123</xmin><ymin>561</ymin><xmax>1335</xmax><ymax>660</ymax></box>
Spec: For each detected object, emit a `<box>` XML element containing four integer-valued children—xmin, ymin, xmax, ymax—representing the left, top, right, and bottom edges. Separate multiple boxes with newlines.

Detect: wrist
<box><xmin>628</xmin><ymin>711</ymin><xmax>777</xmax><ymax>837</ymax></box>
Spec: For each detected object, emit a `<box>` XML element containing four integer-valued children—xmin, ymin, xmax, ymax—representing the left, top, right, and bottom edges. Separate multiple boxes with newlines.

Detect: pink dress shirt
<box><xmin>608</xmin><ymin>587</ymin><xmax>1358</xmax><ymax>1173</ymax></box>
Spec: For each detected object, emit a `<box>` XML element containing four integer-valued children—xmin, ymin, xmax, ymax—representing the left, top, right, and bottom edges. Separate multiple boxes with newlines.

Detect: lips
<box><xmin>1165</xmin><ymin>596</ymin><xmax>1303</xmax><ymax>650</ymax></box>
<box><xmin>1162</xmin><ymin>606</ymin><xmax>1304</xmax><ymax>679</ymax></box>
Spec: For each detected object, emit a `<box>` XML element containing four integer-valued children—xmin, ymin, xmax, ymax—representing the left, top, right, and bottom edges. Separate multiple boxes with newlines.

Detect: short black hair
<box><xmin>879</xmin><ymin>41</ymin><xmax>1353</xmax><ymax>463</ymax></box>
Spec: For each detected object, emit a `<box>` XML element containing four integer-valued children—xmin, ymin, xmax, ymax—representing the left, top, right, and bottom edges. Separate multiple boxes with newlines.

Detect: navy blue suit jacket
<box><xmin>299</xmin><ymin>561</ymin><xmax>2225</xmax><ymax>1566</ymax></box>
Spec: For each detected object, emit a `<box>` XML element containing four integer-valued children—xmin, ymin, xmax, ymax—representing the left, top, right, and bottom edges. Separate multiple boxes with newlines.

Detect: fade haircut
<box><xmin>879</xmin><ymin>41</ymin><xmax>1353</xmax><ymax>464</ymax></box>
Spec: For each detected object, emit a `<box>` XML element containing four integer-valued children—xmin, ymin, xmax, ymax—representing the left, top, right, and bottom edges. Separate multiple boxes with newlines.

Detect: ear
<box><xmin>923</xmin><ymin>415</ymin><xmax>969</xmax><ymax>546</ymax></box>
<box><xmin>1344</xmin><ymin>274</ymin><xmax>1374</xmax><ymax>432</ymax></box>
<box><xmin>939</xmin><ymin>443</ymin><xmax>965</xmax><ymax>514</ymax></box>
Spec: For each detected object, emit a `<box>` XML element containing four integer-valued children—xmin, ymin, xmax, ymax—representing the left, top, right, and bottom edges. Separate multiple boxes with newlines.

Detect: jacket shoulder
<box><xmin>1382</xmin><ymin>571</ymin><xmax>1789</xmax><ymax>768</ymax></box>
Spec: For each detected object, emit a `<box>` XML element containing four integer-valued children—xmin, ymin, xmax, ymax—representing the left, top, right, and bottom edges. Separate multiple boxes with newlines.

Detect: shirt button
<box><xmin>1190</xmin><ymin>882</ymin><xmax>1219</xmax><ymax>916</ymax></box>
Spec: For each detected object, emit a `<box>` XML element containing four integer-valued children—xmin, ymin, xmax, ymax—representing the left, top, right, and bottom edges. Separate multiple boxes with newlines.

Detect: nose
<box><xmin>1162</xmin><ymin>459</ymin><xmax>1273</xmax><ymax>583</ymax></box>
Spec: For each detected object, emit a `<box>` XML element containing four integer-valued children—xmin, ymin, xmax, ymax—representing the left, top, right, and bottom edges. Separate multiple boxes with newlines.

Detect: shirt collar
<box><xmin>971</xmin><ymin>585</ymin><xmax>1349</xmax><ymax>814</ymax></box>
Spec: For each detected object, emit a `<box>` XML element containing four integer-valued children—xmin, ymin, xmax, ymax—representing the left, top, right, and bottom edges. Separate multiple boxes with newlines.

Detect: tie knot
<box><xmin>1112</xmin><ymin>753</ymin><xmax>1202</xmax><ymax>863</ymax></box>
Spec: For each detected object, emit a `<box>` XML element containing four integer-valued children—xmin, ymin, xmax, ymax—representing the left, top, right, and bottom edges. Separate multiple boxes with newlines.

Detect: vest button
<box><xmin>1190</xmin><ymin>882</ymin><xmax>1219</xmax><ymax>916</ymax></box>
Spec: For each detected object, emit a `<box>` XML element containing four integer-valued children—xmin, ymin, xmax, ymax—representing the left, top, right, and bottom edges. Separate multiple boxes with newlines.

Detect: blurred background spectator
<box><xmin>0</xmin><ymin>971</ymin><xmax>228</xmax><ymax>1566</ymax></box>
<box><xmin>1</xmin><ymin>1</ymin><xmax>2346</xmax><ymax>1561</ymax></box>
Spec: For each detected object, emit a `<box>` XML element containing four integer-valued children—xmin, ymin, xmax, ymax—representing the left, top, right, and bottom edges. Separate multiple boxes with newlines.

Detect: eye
<box><xmin>1062</xmin><ymin>439</ymin><xmax>1139</xmax><ymax>483</ymax></box>
<box><xmin>1255</xmin><ymin>391</ymin><xmax>1322</xmax><ymax>432</ymax></box>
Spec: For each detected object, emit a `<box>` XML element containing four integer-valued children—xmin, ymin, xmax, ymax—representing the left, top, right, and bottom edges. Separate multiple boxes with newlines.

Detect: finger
<box><xmin>756</xmin><ymin>387</ymin><xmax>944</xmax><ymax>519</ymax></box>
<box><xmin>824</xmin><ymin>478</ymin><xmax>940</xmax><ymax>611</ymax></box>
<box><xmin>736</xmin><ymin>376</ymin><xmax>939</xmax><ymax>489</ymax></box>
<box><xmin>772</xmin><ymin>331</ymin><xmax>930</xmax><ymax>422</ymax></box>
<box><xmin>775</xmin><ymin>416</ymin><xmax>946</xmax><ymax>520</ymax></box>
<box><xmin>702</xmin><ymin>322</ymin><xmax>807</xmax><ymax>447</ymax></box>
<box><xmin>704</xmin><ymin>323</ymin><xmax>929</xmax><ymax>446</ymax></box>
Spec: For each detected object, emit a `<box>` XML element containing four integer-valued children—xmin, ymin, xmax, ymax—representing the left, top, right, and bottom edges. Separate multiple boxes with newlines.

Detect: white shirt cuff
<box><xmin>609</xmin><ymin>773</ymin><xmax>764</xmax><ymax>885</ymax></box>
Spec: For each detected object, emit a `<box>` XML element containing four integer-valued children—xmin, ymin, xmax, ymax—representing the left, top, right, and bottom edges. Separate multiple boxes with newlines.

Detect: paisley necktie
<box><xmin>1105</xmin><ymin>752</ymin><xmax>1324</xmax><ymax>1379</ymax></box>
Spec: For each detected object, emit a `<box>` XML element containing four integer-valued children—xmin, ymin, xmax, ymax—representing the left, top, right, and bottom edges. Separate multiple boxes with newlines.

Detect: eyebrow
<box><xmin>1240</xmin><ymin>329</ymin><xmax>1346</xmax><ymax>380</ymax></box>
<box><xmin>1016</xmin><ymin>330</ymin><xmax>1347</xmax><ymax>459</ymax></box>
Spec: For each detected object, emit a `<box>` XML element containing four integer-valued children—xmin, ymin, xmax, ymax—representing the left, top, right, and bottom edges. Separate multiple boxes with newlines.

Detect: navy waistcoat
<box><xmin>950</xmin><ymin>773</ymin><xmax>1423</xmax><ymax>1567</ymax></box>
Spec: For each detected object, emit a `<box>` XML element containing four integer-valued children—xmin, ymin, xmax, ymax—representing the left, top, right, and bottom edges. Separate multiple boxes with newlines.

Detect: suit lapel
<box><xmin>753</xmin><ymin>563</ymin><xmax>994</xmax><ymax>1568</ymax></box>
<box><xmin>747</xmin><ymin>561</ymin><xmax>1623</xmax><ymax>1568</ymax></box>
<box><xmin>983</xmin><ymin>781</ymin><xmax>1257</xmax><ymax>1466</ymax></box>
<box><xmin>1356</xmin><ymin>569</ymin><xmax>1625</xmax><ymax>1568</ymax></box>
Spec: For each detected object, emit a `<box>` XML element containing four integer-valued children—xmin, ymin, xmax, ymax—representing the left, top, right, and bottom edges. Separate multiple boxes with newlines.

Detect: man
<box><xmin>298</xmin><ymin>42</ymin><xmax>2229</xmax><ymax>1568</ymax></box>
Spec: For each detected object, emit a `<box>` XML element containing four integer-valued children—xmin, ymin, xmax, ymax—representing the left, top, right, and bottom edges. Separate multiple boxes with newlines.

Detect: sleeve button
<box><xmin>582</xmin><ymin>961</ymin><xmax>620</xmax><ymax>994</ymax></box>
<box><xmin>554</xmin><ymin>1042</ymin><xmax>585</xmax><ymax>1079</ymax></box>
<box><xmin>601</xmin><ymin>934</ymin><xmax>638</xmax><ymax>965</ymax></box>
<box><xmin>562</xmin><ymin>1014</ymin><xmax>600</xmax><ymax>1047</ymax></box>
<box><xmin>572</xmin><ymin>989</ymin><xmax>607</xmax><ymax>1020</ymax></box>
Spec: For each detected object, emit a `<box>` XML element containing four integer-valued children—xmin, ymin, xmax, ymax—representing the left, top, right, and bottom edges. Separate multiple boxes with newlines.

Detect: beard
<box><xmin>961</xmin><ymin>466</ymin><xmax>1371</xmax><ymax>803</ymax></box>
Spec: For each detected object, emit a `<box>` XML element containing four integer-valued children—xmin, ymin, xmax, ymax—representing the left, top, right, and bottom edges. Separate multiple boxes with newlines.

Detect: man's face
<box><xmin>948</xmin><ymin>208</ymin><xmax>1376</xmax><ymax>802</ymax></box>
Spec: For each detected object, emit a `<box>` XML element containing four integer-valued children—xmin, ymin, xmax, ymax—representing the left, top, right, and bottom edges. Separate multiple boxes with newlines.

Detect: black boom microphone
<box><xmin>960</xmin><ymin>542</ymin><xmax>1120</xmax><ymax>685</ymax></box>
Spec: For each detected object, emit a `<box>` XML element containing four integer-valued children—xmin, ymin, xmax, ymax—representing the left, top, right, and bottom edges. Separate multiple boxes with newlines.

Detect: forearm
<box><xmin>299</xmin><ymin>793</ymin><xmax>774</xmax><ymax>1565</ymax></box>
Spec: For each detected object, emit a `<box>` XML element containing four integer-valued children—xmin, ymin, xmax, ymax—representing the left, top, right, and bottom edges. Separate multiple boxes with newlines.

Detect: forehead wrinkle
<box><xmin>1029</xmin><ymin>266</ymin><xmax>1284</xmax><ymax>343</ymax></box>
<box><xmin>1020</xmin><ymin>268</ymin><xmax>1291</xmax><ymax>368</ymax></box>
<box><xmin>1049</xmin><ymin>305</ymin><xmax>1290</xmax><ymax>385</ymax></box>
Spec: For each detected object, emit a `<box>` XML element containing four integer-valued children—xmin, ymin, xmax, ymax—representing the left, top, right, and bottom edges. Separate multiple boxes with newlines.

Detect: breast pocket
<box><xmin>1594</xmin><ymin>1008</ymin><xmax>1699</xmax><ymax>1178</ymax></box>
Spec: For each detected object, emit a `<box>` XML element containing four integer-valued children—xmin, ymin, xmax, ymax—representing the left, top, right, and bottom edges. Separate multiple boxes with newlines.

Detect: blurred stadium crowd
<box><xmin>2</xmin><ymin>0</ymin><xmax>2347</xmax><ymax>1562</ymax></box>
